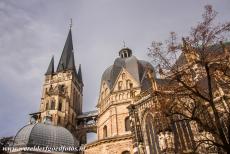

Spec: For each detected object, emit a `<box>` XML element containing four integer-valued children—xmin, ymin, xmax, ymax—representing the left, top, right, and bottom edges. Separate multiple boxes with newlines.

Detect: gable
<box><xmin>112</xmin><ymin>68</ymin><xmax>139</xmax><ymax>92</ymax></box>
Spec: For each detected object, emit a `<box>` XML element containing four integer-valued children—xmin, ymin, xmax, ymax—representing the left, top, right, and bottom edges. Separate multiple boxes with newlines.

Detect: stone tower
<box><xmin>39</xmin><ymin>28</ymin><xmax>83</xmax><ymax>133</ymax></box>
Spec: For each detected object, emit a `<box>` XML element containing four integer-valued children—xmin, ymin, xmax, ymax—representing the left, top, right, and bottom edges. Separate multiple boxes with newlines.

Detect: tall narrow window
<box><xmin>50</xmin><ymin>100</ymin><xmax>55</xmax><ymax>110</ymax></box>
<box><xmin>103</xmin><ymin>125</ymin><xmax>107</xmax><ymax>138</ymax></box>
<box><xmin>126</xmin><ymin>80</ymin><xmax>133</xmax><ymax>89</ymax></box>
<box><xmin>122</xmin><ymin>73</ymin><xmax>126</xmax><ymax>80</ymax></box>
<box><xmin>145</xmin><ymin>113</ymin><xmax>160</xmax><ymax>154</ymax></box>
<box><xmin>125</xmin><ymin>117</ymin><xmax>131</xmax><ymax>131</ymax></box>
<box><xmin>46</xmin><ymin>101</ymin><xmax>49</xmax><ymax>110</ymax></box>
<box><xmin>58</xmin><ymin>100</ymin><xmax>62</xmax><ymax>111</ymax></box>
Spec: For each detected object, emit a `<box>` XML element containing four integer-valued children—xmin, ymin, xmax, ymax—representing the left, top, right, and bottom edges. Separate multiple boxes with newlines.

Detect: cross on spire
<box><xmin>70</xmin><ymin>18</ymin><xmax>73</xmax><ymax>29</ymax></box>
<box><xmin>123</xmin><ymin>40</ymin><xmax>126</xmax><ymax>48</ymax></box>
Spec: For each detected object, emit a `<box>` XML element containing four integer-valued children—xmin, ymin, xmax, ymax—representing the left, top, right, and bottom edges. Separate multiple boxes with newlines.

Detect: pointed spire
<box><xmin>56</xmin><ymin>29</ymin><xmax>74</xmax><ymax>72</ymax></box>
<box><xmin>77</xmin><ymin>64</ymin><xmax>83</xmax><ymax>84</ymax></box>
<box><xmin>45</xmin><ymin>56</ymin><xmax>54</xmax><ymax>75</ymax></box>
<box><xmin>67</xmin><ymin>51</ymin><xmax>76</xmax><ymax>70</ymax></box>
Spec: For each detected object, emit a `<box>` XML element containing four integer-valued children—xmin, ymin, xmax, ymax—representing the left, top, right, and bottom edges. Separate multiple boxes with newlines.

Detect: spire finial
<box><xmin>123</xmin><ymin>40</ymin><xmax>126</xmax><ymax>48</ymax></box>
<box><xmin>70</xmin><ymin>18</ymin><xmax>73</xmax><ymax>29</ymax></box>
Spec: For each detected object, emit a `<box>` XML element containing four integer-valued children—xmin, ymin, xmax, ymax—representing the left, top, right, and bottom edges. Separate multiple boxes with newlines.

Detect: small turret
<box><xmin>78</xmin><ymin>64</ymin><xmax>83</xmax><ymax>84</ymax></box>
<box><xmin>45</xmin><ymin>56</ymin><xmax>54</xmax><ymax>75</ymax></box>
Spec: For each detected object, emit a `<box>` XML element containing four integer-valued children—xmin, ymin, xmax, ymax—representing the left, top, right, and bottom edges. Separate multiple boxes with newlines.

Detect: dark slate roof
<box><xmin>56</xmin><ymin>29</ymin><xmax>76</xmax><ymax>72</ymax></box>
<box><xmin>77</xmin><ymin>64</ymin><xmax>83</xmax><ymax>84</ymax></box>
<box><xmin>13</xmin><ymin>123</ymin><xmax>78</xmax><ymax>148</ymax></box>
<box><xmin>45</xmin><ymin>56</ymin><xmax>54</xmax><ymax>75</ymax></box>
<box><xmin>101</xmin><ymin>54</ymin><xmax>154</xmax><ymax>90</ymax></box>
<box><xmin>67</xmin><ymin>51</ymin><xmax>76</xmax><ymax>70</ymax></box>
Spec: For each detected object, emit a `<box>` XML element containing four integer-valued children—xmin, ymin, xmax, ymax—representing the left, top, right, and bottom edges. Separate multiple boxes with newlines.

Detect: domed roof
<box><xmin>101</xmin><ymin>48</ymin><xmax>154</xmax><ymax>90</ymax></box>
<box><xmin>13</xmin><ymin>123</ymin><xmax>78</xmax><ymax>147</ymax></box>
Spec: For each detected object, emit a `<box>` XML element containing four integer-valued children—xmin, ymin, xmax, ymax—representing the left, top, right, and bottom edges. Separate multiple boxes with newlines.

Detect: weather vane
<box><xmin>70</xmin><ymin>18</ymin><xmax>73</xmax><ymax>29</ymax></box>
<box><xmin>123</xmin><ymin>40</ymin><xmax>126</xmax><ymax>48</ymax></box>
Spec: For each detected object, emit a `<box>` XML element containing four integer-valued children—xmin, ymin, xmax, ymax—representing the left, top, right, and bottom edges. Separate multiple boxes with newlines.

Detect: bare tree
<box><xmin>148</xmin><ymin>5</ymin><xmax>230</xmax><ymax>153</ymax></box>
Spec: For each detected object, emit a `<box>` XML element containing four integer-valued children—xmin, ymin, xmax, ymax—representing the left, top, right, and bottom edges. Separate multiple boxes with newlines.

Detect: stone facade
<box><xmin>83</xmin><ymin>48</ymin><xmax>151</xmax><ymax>154</ymax></box>
<box><xmin>85</xmin><ymin>136</ymin><xmax>133</xmax><ymax>154</ymax></box>
<box><xmin>39</xmin><ymin>70</ymin><xmax>83</xmax><ymax>133</ymax></box>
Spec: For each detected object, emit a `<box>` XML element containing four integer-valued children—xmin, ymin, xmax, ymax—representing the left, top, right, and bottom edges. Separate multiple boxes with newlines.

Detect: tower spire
<box><xmin>56</xmin><ymin>28</ymin><xmax>75</xmax><ymax>72</ymax></box>
<box><xmin>67</xmin><ymin>51</ymin><xmax>76</xmax><ymax>70</ymax></box>
<box><xmin>45</xmin><ymin>56</ymin><xmax>54</xmax><ymax>75</ymax></box>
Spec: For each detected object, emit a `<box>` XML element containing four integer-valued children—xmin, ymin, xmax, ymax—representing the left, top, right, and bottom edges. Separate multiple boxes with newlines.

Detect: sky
<box><xmin>0</xmin><ymin>0</ymin><xmax>229</xmax><ymax>138</ymax></box>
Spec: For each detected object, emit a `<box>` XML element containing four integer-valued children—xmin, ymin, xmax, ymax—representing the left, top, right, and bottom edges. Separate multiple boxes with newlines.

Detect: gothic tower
<box><xmin>39</xmin><ymin>28</ymin><xmax>83</xmax><ymax>133</ymax></box>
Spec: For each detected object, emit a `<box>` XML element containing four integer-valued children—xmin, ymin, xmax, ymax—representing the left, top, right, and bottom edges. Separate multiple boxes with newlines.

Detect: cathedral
<box><xmin>10</xmin><ymin>26</ymin><xmax>228</xmax><ymax>154</ymax></box>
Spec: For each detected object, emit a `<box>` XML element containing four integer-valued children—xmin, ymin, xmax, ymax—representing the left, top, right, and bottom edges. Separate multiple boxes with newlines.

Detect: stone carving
<box><xmin>46</xmin><ymin>84</ymin><xmax>67</xmax><ymax>96</ymax></box>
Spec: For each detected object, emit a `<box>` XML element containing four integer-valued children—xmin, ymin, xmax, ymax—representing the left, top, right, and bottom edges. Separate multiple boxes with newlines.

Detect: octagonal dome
<box><xmin>101</xmin><ymin>48</ymin><xmax>155</xmax><ymax>90</ymax></box>
<box><xmin>13</xmin><ymin>123</ymin><xmax>78</xmax><ymax>147</ymax></box>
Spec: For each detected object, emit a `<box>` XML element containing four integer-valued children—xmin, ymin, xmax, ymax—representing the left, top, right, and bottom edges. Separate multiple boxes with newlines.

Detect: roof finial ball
<box><xmin>119</xmin><ymin>41</ymin><xmax>132</xmax><ymax>58</ymax></box>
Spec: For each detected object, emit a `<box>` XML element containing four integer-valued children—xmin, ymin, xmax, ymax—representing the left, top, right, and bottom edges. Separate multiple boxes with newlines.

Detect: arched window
<box><xmin>126</xmin><ymin>80</ymin><xmax>133</xmax><ymax>89</ymax></box>
<box><xmin>60</xmin><ymin>84</ymin><xmax>65</xmax><ymax>93</ymax></box>
<box><xmin>118</xmin><ymin>81</ymin><xmax>123</xmax><ymax>90</ymax></box>
<box><xmin>121</xmin><ymin>151</ymin><xmax>130</xmax><ymax>154</ymax></box>
<box><xmin>145</xmin><ymin>113</ymin><xmax>160</xmax><ymax>154</ymax></box>
<box><xmin>103</xmin><ymin>125</ymin><xmax>107</xmax><ymax>138</ymax></box>
<box><xmin>125</xmin><ymin>117</ymin><xmax>131</xmax><ymax>131</ymax></box>
<box><xmin>122</xmin><ymin>73</ymin><xmax>126</xmax><ymax>80</ymax></box>
<box><xmin>119</xmin><ymin>94</ymin><xmax>123</xmax><ymax>100</ymax></box>
<box><xmin>45</xmin><ymin>101</ymin><xmax>49</xmax><ymax>110</ymax></box>
<box><xmin>50</xmin><ymin>100</ymin><xmax>55</xmax><ymax>110</ymax></box>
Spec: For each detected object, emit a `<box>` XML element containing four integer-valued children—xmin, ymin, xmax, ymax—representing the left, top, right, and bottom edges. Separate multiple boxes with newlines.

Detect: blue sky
<box><xmin>0</xmin><ymin>0</ymin><xmax>229</xmax><ymax>138</ymax></box>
